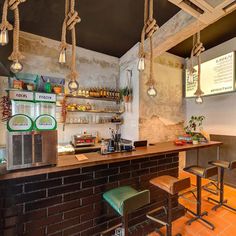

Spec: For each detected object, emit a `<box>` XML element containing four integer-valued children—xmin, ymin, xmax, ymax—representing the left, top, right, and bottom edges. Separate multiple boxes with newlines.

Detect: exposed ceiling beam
<box><xmin>144</xmin><ymin>0</ymin><xmax>236</xmax><ymax>57</ymax></box>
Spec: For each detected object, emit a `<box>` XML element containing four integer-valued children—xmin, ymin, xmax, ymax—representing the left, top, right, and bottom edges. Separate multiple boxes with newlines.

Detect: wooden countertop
<box><xmin>0</xmin><ymin>141</ymin><xmax>222</xmax><ymax>181</ymax></box>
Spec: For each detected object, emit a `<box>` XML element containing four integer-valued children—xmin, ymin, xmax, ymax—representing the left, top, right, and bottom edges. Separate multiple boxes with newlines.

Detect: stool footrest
<box><xmin>100</xmin><ymin>223</ymin><xmax>122</xmax><ymax>236</ymax></box>
<box><xmin>202</xmin><ymin>181</ymin><xmax>219</xmax><ymax>195</ymax></box>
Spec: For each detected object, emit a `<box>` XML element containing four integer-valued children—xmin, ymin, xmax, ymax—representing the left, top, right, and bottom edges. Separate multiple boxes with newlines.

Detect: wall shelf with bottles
<box><xmin>66</xmin><ymin>110</ymin><xmax>123</xmax><ymax>114</ymax></box>
<box><xmin>60</xmin><ymin>122</ymin><xmax>122</xmax><ymax>125</ymax></box>
<box><xmin>65</xmin><ymin>94</ymin><xmax>120</xmax><ymax>102</ymax></box>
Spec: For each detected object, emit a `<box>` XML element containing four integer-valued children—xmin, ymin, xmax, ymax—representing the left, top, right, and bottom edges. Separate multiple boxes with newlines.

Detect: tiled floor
<box><xmin>149</xmin><ymin>171</ymin><xmax>236</xmax><ymax>236</ymax></box>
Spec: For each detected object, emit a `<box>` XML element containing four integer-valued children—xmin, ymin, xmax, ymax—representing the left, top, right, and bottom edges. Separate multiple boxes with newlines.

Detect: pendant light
<box><xmin>0</xmin><ymin>1</ymin><xmax>12</xmax><ymax>46</ymax></box>
<box><xmin>189</xmin><ymin>31</ymin><xmax>205</xmax><ymax>104</ymax></box>
<box><xmin>59</xmin><ymin>0</ymin><xmax>81</xmax><ymax>93</ymax></box>
<box><xmin>0</xmin><ymin>0</ymin><xmax>26</xmax><ymax>73</ymax></box>
<box><xmin>139</xmin><ymin>0</ymin><xmax>158</xmax><ymax>97</ymax></box>
<box><xmin>0</xmin><ymin>29</ymin><xmax>9</xmax><ymax>46</ymax></box>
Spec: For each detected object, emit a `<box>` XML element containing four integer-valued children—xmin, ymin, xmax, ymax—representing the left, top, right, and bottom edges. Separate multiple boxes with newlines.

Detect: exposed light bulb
<box><xmin>68</xmin><ymin>80</ymin><xmax>79</xmax><ymax>93</ymax></box>
<box><xmin>147</xmin><ymin>85</ymin><xmax>157</xmax><ymax>97</ymax></box>
<box><xmin>138</xmin><ymin>57</ymin><xmax>145</xmax><ymax>71</ymax></box>
<box><xmin>188</xmin><ymin>73</ymin><xmax>194</xmax><ymax>84</ymax></box>
<box><xmin>59</xmin><ymin>49</ymin><xmax>66</xmax><ymax>64</ymax></box>
<box><xmin>10</xmin><ymin>60</ymin><xmax>23</xmax><ymax>73</ymax></box>
<box><xmin>0</xmin><ymin>30</ymin><xmax>9</xmax><ymax>46</ymax></box>
<box><xmin>195</xmin><ymin>95</ymin><xmax>203</xmax><ymax>104</ymax></box>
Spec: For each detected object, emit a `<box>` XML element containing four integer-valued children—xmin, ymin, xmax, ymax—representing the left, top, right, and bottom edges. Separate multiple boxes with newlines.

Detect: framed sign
<box><xmin>185</xmin><ymin>52</ymin><xmax>235</xmax><ymax>97</ymax></box>
<box><xmin>7</xmin><ymin>114</ymin><xmax>33</xmax><ymax>132</ymax></box>
<box><xmin>34</xmin><ymin>115</ymin><xmax>57</xmax><ymax>131</ymax></box>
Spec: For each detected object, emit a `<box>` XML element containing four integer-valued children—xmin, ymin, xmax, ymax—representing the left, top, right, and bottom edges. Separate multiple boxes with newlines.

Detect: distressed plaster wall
<box><xmin>0</xmin><ymin>31</ymin><xmax>120</xmax><ymax>144</ymax></box>
<box><xmin>139</xmin><ymin>52</ymin><xmax>185</xmax><ymax>143</ymax></box>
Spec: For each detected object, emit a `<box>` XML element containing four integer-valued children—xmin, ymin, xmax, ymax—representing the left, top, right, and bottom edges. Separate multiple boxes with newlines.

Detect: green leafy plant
<box><xmin>120</xmin><ymin>86</ymin><xmax>132</xmax><ymax>96</ymax></box>
<box><xmin>120</xmin><ymin>86</ymin><xmax>132</xmax><ymax>102</ymax></box>
<box><xmin>184</xmin><ymin>115</ymin><xmax>205</xmax><ymax>136</ymax></box>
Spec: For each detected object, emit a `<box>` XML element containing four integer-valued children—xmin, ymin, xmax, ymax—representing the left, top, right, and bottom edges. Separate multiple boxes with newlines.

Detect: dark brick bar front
<box><xmin>0</xmin><ymin>153</ymin><xmax>181</xmax><ymax>236</ymax></box>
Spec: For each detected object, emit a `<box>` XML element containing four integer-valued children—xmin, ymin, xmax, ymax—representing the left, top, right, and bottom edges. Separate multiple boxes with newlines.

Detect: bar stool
<box><xmin>101</xmin><ymin>186</ymin><xmax>150</xmax><ymax>236</ymax></box>
<box><xmin>183</xmin><ymin>165</ymin><xmax>218</xmax><ymax>230</ymax></box>
<box><xmin>208</xmin><ymin>160</ymin><xmax>236</xmax><ymax>212</ymax></box>
<box><xmin>147</xmin><ymin>175</ymin><xmax>191</xmax><ymax>236</ymax></box>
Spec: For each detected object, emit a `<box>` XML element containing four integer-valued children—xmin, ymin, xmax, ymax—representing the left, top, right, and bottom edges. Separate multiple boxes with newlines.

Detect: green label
<box><xmin>35</xmin><ymin>115</ymin><xmax>57</xmax><ymax>131</ymax></box>
<box><xmin>7</xmin><ymin>114</ymin><xmax>33</xmax><ymax>132</ymax></box>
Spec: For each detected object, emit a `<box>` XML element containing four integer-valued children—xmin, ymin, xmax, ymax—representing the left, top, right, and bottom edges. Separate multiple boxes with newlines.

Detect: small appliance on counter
<box><xmin>100</xmin><ymin>128</ymin><xmax>134</xmax><ymax>155</ymax></box>
<box><xmin>72</xmin><ymin>133</ymin><xmax>96</xmax><ymax>147</ymax></box>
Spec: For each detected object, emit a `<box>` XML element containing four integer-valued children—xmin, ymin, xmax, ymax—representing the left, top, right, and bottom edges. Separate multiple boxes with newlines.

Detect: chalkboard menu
<box><xmin>185</xmin><ymin>52</ymin><xmax>235</xmax><ymax>97</ymax></box>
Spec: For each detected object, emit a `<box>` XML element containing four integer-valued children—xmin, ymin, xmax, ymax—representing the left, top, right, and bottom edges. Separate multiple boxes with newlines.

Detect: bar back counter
<box><xmin>0</xmin><ymin>141</ymin><xmax>222</xmax><ymax>236</ymax></box>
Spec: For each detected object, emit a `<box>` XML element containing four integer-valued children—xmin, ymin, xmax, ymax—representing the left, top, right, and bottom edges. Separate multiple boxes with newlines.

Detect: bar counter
<box><xmin>0</xmin><ymin>141</ymin><xmax>222</xmax><ymax>236</ymax></box>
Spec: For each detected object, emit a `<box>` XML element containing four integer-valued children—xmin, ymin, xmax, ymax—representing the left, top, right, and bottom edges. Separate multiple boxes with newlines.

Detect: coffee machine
<box><xmin>7</xmin><ymin>90</ymin><xmax>58</xmax><ymax>170</ymax></box>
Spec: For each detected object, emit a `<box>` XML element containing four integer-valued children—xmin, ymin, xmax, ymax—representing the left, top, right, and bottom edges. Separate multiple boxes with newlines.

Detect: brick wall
<box><xmin>0</xmin><ymin>153</ymin><xmax>181</xmax><ymax>236</ymax></box>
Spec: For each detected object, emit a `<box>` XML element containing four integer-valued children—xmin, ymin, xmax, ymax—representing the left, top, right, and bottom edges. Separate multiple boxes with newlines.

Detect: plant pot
<box><xmin>192</xmin><ymin>140</ymin><xmax>199</xmax><ymax>145</ymax></box>
<box><xmin>54</xmin><ymin>86</ymin><xmax>62</xmax><ymax>94</ymax></box>
<box><xmin>123</xmin><ymin>95</ymin><xmax>132</xmax><ymax>103</ymax></box>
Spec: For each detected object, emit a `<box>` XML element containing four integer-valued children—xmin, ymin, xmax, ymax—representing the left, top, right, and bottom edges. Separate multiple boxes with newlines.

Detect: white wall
<box><xmin>119</xmin><ymin>43</ymin><xmax>140</xmax><ymax>141</ymax></box>
<box><xmin>186</xmin><ymin>37</ymin><xmax>236</xmax><ymax>135</ymax></box>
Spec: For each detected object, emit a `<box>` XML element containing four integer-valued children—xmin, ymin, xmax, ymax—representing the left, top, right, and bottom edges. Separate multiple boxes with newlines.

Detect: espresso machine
<box><xmin>6</xmin><ymin>90</ymin><xmax>58</xmax><ymax>170</ymax></box>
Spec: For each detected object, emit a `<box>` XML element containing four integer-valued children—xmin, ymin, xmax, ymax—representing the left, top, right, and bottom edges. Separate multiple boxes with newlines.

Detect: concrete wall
<box><xmin>119</xmin><ymin>42</ymin><xmax>185</xmax><ymax>144</ymax></box>
<box><xmin>0</xmin><ymin>31</ymin><xmax>120</xmax><ymax>145</ymax></box>
<box><xmin>139</xmin><ymin>52</ymin><xmax>185</xmax><ymax>143</ymax></box>
<box><xmin>185</xmin><ymin>37</ymin><xmax>236</xmax><ymax>136</ymax></box>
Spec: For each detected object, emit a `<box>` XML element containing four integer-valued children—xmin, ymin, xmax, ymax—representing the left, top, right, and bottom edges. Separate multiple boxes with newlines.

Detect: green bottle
<box><xmin>44</xmin><ymin>79</ymin><xmax>52</xmax><ymax>93</ymax></box>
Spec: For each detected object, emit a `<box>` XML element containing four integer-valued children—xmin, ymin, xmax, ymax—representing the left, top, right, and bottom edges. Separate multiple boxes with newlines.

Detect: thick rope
<box><xmin>59</xmin><ymin>0</ymin><xmax>69</xmax><ymax>51</ymax></box>
<box><xmin>138</xmin><ymin>0</ymin><xmax>158</xmax><ymax>86</ymax></box>
<box><xmin>189</xmin><ymin>31</ymin><xmax>205</xmax><ymax>96</ymax></box>
<box><xmin>1</xmin><ymin>0</ymin><xmax>26</xmax><ymax>62</ymax></box>
<box><xmin>0</xmin><ymin>0</ymin><xmax>13</xmax><ymax>31</ymax></box>
<box><xmin>62</xmin><ymin>0</ymin><xmax>81</xmax><ymax>82</ymax></box>
<box><xmin>139</xmin><ymin>0</ymin><xmax>158</xmax><ymax>55</ymax></box>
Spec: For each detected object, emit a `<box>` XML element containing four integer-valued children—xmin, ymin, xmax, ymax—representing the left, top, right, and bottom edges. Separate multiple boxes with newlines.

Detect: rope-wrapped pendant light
<box><xmin>0</xmin><ymin>0</ymin><xmax>26</xmax><ymax>73</ymax></box>
<box><xmin>59</xmin><ymin>0</ymin><xmax>81</xmax><ymax>93</ymax></box>
<box><xmin>189</xmin><ymin>31</ymin><xmax>205</xmax><ymax>104</ymax></box>
<box><xmin>138</xmin><ymin>0</ymin><xmax>158</xmax><ymax>97</ymax></box>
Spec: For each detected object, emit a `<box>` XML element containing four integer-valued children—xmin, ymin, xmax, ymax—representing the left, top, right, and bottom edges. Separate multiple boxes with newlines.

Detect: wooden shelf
<box><xmin>61</xmin><ymin>122</ymin><xmax>122</xmax><ymax>125</ymax></box>
<box><xmin>67</xmin><ymin>110</ymin><xmax>123</xmax><ymax>114</ymax></box>
<box><xmin>65</xmin><ymin>94</ymin><xmax>120</xmax><ymax>102</ymax></box>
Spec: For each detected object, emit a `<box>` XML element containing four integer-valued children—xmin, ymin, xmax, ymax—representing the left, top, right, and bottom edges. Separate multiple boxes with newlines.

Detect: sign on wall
<box><xmin>185</xmin><ymin>52</ymin><xmax>235</xmax><ymax>97</ymax></box>
<box><xmin>7</xmin><ymin>114</ymin><xmax>33</xmax><ymax>132</ymax></box>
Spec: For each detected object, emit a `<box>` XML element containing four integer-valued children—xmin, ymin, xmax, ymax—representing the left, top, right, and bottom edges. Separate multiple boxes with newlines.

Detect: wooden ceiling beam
<box><xmin>144</xmin><ymin>0</ymin><xmax>236</xmax><ymax>57</ymax></box>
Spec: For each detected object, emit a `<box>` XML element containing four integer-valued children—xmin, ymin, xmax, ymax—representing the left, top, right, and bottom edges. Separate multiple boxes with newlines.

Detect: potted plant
<box><xmin>53</xmin><ymin>84</ymin><xmax>63</xmax><ymax>94</ymax></box>
<box><xmin>120</xmin><ymin>86</ymin><xmax>132</xmax><ymax>103</ymax></box>
<box><xmin>192</xmin><ymin>134</ymin><xmax>200</xmax><ymax>145</ymax></box>
<box><xmin>184</xmin><ymin>115</ymin><xmax>205</xmax><ymax>136</ymax></box>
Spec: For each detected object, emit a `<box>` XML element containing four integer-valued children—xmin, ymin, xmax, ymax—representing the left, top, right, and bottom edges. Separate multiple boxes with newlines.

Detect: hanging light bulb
<box><xmin>10</xmin><ymin>60</ymin><xmax>23</xmax><ymax>73</ymax></box>
<box><xmin>138</xmin><ymin>57</ymin><xmax>145</xmax><ymax>71</ymax></box>
<box><xmin>195</xmin><ymin>95</ymin><xmax>203</xmax><ymax>104</ymax></box>
<box><xmin>0</xmin><ymin>29</ymin><xmax>9</xmax><ymax>46</ymax></box>
<box><xmin>68</xmin><ymin>80</ymin><xmax>79</xmax><ymax>93</ymax></box>
<box><xmin>147</xmin><ymin>85</ymin><xmax>157</xmax><ymax>97</ymax></box>
<box><xmin>59</xmin><ymin>49</ymin><xmax>66</xmax><ymax>64</ymax></box>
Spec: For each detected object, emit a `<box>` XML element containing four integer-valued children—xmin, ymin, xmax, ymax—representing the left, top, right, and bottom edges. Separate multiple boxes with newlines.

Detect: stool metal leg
<box><xmin>186</xmin><ymin>176</ymin><xmax>215</xmax><ymax>230</ymax></box>
<box><xmin>167</xmin><ymin>194</ymin><xmax>172</xmax><ymax>236</ymax></box>
<box><xmin>123</xmin><ymin>214</ymin><xmax>128</xmax><ymax>236</ymax></box>
<box><xmin>208</xmin><ymin>167</ymin><xmax>236</xmax><ymax>212</ymax></box>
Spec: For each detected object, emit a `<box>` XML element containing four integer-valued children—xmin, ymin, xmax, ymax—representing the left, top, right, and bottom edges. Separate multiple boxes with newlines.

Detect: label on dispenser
<box><xmin>7</xmin><ymin>114</ymin><xmax>33</xmax><ymax>132</ymax></box>
<box><xmin>9</xmin><ymin>90</ymin><xmax>34</xmax><ymax>101</ymax></box>
<box><xmin>35</xmin><ymin>93</ymin><xmax>56</xmax><ymax>102</ymax></box>
<box><xmin>35</xmin><ymin>115</ymin><xmax>57</xmax><ymax>131</ymax></box>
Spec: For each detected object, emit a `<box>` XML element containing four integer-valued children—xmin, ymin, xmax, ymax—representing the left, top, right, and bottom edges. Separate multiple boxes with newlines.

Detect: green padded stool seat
<box><xmin>102</xmin><ymin>186</ymin><xmax>150</xmax><ymax>235</ymax></box>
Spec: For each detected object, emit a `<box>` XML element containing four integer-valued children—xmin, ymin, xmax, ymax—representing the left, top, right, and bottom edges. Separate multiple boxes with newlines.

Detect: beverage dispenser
<box><xmin>7</xmin><ymin>90</ymin><xmax>58</xmax><ymax>170</ymax></box>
